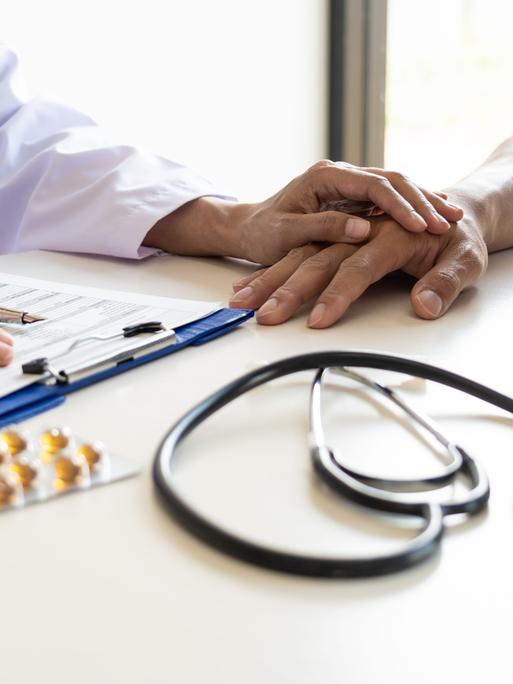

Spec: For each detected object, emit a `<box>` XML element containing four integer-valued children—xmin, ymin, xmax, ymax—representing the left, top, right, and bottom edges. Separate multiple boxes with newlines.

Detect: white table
<box><xmin>2</xmin><ymin>249</ymin><xmax>513</xmax><ymax>683</ymax></box>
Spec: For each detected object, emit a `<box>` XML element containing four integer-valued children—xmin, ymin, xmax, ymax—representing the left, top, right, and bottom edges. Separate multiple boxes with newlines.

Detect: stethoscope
<box><xmin>153</xmin><ymin>351</ymin><xmax>513</xmax><ymax>578</ymax></box>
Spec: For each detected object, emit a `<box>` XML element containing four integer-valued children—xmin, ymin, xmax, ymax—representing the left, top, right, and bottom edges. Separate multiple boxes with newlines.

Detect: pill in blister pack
<box><xmin>0</xmin><ymin>426</ymin><xmax>139</xmax><ymax>511</ymax></box>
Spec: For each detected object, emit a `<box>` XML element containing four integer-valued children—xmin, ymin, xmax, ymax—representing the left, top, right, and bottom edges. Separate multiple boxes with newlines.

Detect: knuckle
<box><xmin>287</xmin><ymin>245</ymin><xmax>316</xmax><ymax>261</ymax></box>
<box><xmin>306</xmin><ymin>251</ymin><xmax>336</xmax><ymax>272</ymax></box>
<box><xmin>305</xmin><ymin>244</ymin><xmax>356</xmax><ymax>275</ymax></box>
<box><xmin>435</xmin><ymin>268</ymin><xmax>461</xmax><ymax>295</ymax></box>
<box><xmin>345</xmin><ymin>252</ymin><xmax>374</xmax><ymax>276</ymax></box>
<box><xmin>477</xmin><ymin>248</ymin><xmax>489</xmax><ymax>273</ymax></box>
<box><xmin>445</xmin><ymin>237</ymin><xmax>488</xmax><ymax>288</ymax></box>
<box><xmin>346</xmin><ymin>252</ymin><xmax>368</xmax><ymax>268</ymax></box>
<box><xmin>333</xmin><ymin>160</ymin><xmax>355</xmax><ymax>170</ymax></box>
<box><xmin>286</xmin><ymin>246</ymin><xmax>306</xmax><ymax>260</ymax></box>
<box><xmin>274</xmin><ymin>218</ymin><xmax>294</xmax><ymax>252</ymax></box>
<box><xmin>316</xmin><ymin>211</ymin><xmax>337</xmax><ymax>232</ymax></box>
<box><xmin>409</xmin><ymin>196</ymin><xmax>433</xmax><ymax>214</ymax></box>
<box><xmin>306</xmin><ymin>163</ymin><xmax>343</xmax><ymax>186</ymax></box>
<box><xmin>325</xmin><ymin>257</ymin><xmax>374</xmax><ymax>299</ymax></box>
<box><xmin>339</xmin><ymin>258</ymin><xmax>376</xmax><ymax>290</ymax></box>
<box><xmin>371</xmin><ymin>175</ymin><xmax>392</xmax><ymax>190</ymax></box>
<box><xmin>387</xmin><ymin>170</ymin><xmax>409</xmax><ymax>185</ymax></box>
<box><xmin>309</xmin><ymin>159</ymin><xmax>333</xmax><ymax>172</ymax></box>
<box><xmin>460</xmin><ymin>242</ymin><xmax>488</xmax><ymax>273</ymax></box>
<box><xmin>274</xmin><ymin>285</ymin><xmax>304</xmax><ymax>308</ymax></box>
<box><xmin>246</xmin><ymin>271</ymin><xmax>274</xmax><ymax>294</ymax></box>
<box><xmin>262</xmin><ymin>214</ymin><xmax>286</xmax><ymax>251</ymax></box>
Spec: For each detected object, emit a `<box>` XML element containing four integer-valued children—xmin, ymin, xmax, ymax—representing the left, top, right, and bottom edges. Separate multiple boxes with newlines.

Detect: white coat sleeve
<box><xmin>0</xmin><ymin>47</ymin><xmax>235</xmax><ymax>259</ymax></box>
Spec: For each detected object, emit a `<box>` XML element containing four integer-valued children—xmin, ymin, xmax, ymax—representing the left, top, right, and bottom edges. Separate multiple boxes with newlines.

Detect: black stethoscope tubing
<box><xmin>153</xmin><ymin>351</ymin><xmax>510</xmax><ymax>578</ymax></box>
<box><xmin>312</xmin><ymin>367</ymin><xmax>464</xmax><ymax>492</ymax></box>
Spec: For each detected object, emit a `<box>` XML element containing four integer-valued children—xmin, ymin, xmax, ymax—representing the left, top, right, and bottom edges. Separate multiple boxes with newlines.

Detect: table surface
<box><xmin>1</xmin><ymin>248</ymin><xmax>513</xmax><ymax>684</ymax></box>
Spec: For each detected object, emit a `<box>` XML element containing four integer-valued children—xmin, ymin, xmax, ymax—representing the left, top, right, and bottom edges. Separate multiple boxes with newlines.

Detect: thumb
<box><xmin>410</xmin><ymin>239</ymin><xmax>486</xmax><ymax>319</ymax></box>
<box><xmin>289</xmin><ymin>211</ymin><xmax>371</xmax><ymax>248</ymax></box>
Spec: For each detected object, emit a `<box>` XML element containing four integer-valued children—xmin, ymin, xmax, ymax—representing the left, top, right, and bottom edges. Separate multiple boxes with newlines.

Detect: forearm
<box><xmin>447</xmin><ymin>136</ymin><xmax>513</xmax><ymax>252</ymax></box>
<box><xmin>143</xmin><ymin>197</ymin><xmax>251</xmax><ymax>259</ymax></box>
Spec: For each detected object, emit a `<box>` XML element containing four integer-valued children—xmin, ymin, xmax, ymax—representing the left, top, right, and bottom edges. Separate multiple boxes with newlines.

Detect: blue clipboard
<box><xmin>0</xmin><ymin>307</ymin><xmax>254</xmax><ymax>428</ymax></box>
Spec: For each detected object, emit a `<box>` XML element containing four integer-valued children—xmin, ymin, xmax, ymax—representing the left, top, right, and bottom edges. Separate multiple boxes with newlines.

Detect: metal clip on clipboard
<box><xmin>21</xmin><ymin>321</ymin><xmax>176</xmax><ymax>385</ymax></box>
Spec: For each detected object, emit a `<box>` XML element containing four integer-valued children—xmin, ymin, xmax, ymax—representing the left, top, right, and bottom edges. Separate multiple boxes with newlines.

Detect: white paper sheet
<box><xmin>0</xmin><ymin>273</ymin><xmax>221</xmax><ymax>399</ymax></box>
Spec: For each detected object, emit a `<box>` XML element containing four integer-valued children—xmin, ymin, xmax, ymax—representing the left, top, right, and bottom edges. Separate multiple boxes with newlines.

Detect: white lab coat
<box><xmin>0</xmin><ymin>47</ymin><xmax>231</xmax><ymax>259</ymax></box>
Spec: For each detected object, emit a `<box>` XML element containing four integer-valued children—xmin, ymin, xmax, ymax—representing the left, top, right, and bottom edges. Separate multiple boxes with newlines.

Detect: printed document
<box><xmin>0</xmin><ymin>273</ymin><xmax>221</xmax><ymax>399</ymax></box>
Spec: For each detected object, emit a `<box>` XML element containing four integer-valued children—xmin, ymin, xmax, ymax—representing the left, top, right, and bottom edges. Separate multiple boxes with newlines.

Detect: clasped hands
<box><xmin>0</xmin><ymin>157</ymin><xmax>494</xmax><ymax>367</ymax></box>
<box><xmin>227</xmin><ymin>160</ymin><xmax>487</xmax><ymax>328</ymax></box>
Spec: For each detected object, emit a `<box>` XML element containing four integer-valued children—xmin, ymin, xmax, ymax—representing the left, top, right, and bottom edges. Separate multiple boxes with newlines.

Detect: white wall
<box><xmin>4</xmin><ymin>0</ymin><xmax>327</xmax><ymax>201</ymax></box>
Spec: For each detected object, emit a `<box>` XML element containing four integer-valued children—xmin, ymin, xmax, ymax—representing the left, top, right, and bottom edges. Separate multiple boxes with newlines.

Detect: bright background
<box><xmin>386</xmin><ymin>0</ymin><xmax>513</xmax><ymax>189</ymax></box>
<box><xmin>6</xmin><ymin>0</ymin><xmax>513</xmax><ymax>200</ymax></box>
<box><xmin>3</xmin><ymin>0</ymin><xmax>327</xmax><ymax>201</ymax></box>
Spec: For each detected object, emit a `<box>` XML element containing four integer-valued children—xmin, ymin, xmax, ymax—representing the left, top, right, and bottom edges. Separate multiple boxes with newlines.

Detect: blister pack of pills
<box><xmin>0</xmin><ymin>426</ymin><xmax>139</xmax><ymax>510</ymax></box>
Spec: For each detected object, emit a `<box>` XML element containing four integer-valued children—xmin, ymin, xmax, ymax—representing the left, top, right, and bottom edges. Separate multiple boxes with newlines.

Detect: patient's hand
<box><xmin>229</xmin><ymin>213</ymin><xmax>488</xmax><ymax>327</ymax></box>
<box><xmin>0</xmin><ymin>331</ymin><xmax>13</xmax><ymax>366</ymax></box>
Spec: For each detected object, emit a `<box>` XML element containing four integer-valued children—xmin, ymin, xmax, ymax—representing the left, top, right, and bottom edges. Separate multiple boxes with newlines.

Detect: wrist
<box><xmin>446</xmin><ymin>158</ymin><xmax>513</xmax><ymax>253</ymax></box>
<box><xmin>143</xmin><ymin>197</ymin><xmax>251</xmax><ymax>258</ymax></box>
<box><xmin>445</xmin><ymin>182</ymin><xmax>496</xmax><ymax>252</ymax></box>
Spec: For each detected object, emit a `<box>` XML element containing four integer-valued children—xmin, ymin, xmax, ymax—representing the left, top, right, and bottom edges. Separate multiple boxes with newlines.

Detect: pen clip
<box><xmin>0</xmin><ymin>307</ymin><xmax>46</xmax><ymax>325</ymax></box>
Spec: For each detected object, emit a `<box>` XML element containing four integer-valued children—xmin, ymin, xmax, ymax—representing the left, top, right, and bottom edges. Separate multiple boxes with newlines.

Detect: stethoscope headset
<box><xmin>153</xmin><ymin>351</ymin><xmax>513</xmax><ymax>579</ymax></box>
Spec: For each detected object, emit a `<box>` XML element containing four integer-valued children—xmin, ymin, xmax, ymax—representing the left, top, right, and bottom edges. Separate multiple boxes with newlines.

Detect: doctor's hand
<box><xmin>229</xmin><ymin>213</ymin><xmax>488</xmax><ymax>327</ymax></box>
<box><xmin>0</xmin><ymin>331</ymin><xmax>13</xmax><ymax>366</ymax></box>
<box><xmin>143</xmin><ymin>160</ymin><xmax>463</xmax><ymax>265</ymax></box>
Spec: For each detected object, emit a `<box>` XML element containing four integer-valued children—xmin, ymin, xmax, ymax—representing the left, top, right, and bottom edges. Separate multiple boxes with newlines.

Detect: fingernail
<box><xmin>346</xmin><ymin>218</ymin><xmax>370</xmax><ymax>239</ymax></box>
<box><xmin>229</xmin><ymin>286</ymin><xmax>254</xmax><ymax>304</ymax></box>
<box><xmin>436</xmin><ymin>215</ymin><xmax>451</xmax><ymax>230</ymax></box>
<box><xmin>412</xmin><ymin>213</ymin><xmax>428</xmax><ymax>229</ymax></box>
<box><xmin>417</xmin><ymin>289</ymin><xmax>443</xmax><ymax>317</ymax></box>
<box><xmin>257</xmin><ymin>298</ymin><xmax>279</xmax><ymax>318</ymax></box>
<box><xmin>308</xmin><ymin>303</ymin><xmax>327</xmax><ymax>327</ymax></box>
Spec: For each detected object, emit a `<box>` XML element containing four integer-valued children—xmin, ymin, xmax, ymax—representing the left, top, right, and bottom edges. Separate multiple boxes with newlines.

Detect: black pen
<box><xmin>0</xmin><ymin>307</ymin><xmax>46</xmax><ymax>324</ymax></box>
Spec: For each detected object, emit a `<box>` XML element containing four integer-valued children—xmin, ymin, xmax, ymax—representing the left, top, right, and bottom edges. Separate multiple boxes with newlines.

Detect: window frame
<box><xmin>328</xmin><ymin>0</ymin><xmax>388</xmax><ymax>167</ymax></box>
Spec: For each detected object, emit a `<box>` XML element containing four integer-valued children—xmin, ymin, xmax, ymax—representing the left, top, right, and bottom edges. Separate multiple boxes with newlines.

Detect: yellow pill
<box><xmin>0</xmin><ymin>471</ymin><xmax>21</xmax><ymax>506</ymax></box>
<box><xmin>1</xmin><ymin>429</ymin><xmax>27</xmax><ymax>456</ymax></box>
<box><xmin>76</xmin><ymin>441</ymin><xmax>105</xmax><ymax>470</ymax></box>
<box><xmin>10</xmin><ymin>455</ymin><xmax>39</xmax><ymax>489</ymax></box>
<box><xmin>54</xmin><ymin>452</ymin><xmax>87</xmax><ymax>485</ymax></box>
<box><xmin>40</xmin><ymin>427</ymin><xmax>72</xmax><ymax>454</ymax></box>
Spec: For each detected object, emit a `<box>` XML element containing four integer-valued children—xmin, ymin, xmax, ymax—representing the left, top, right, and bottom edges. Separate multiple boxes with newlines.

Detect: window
<box><xmin>330</xmin><ymin>0</ymin><xmax>513</xmax><ymax>190</ymax></box>
<box><xmin>386</xmin><ymin>0</ymin><xmax>513</xmax><ymax>188</ymax></box>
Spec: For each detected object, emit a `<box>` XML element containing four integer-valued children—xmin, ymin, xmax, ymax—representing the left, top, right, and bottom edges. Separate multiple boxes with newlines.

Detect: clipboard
<box><xmin>0</xmin><ymin>307</ymin><xmax>254</xmax><ymax>429</ymax></box>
